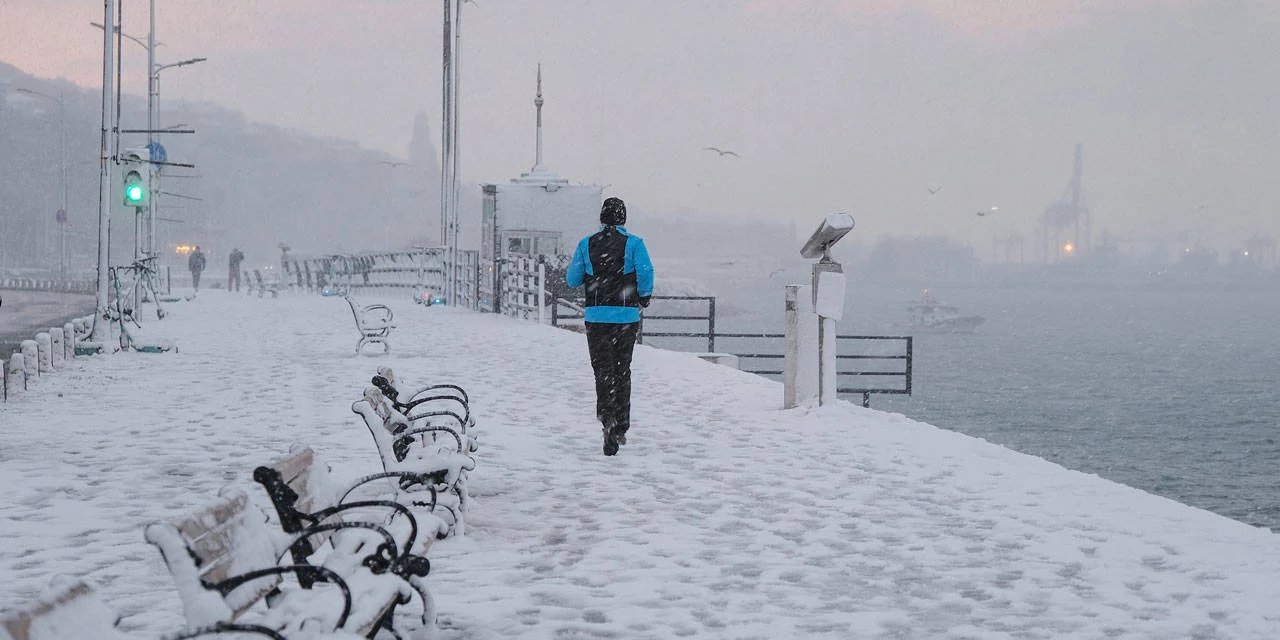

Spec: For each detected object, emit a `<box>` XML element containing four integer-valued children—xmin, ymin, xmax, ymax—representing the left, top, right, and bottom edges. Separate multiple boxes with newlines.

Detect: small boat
<box><xmin>906</xmin><ymin>290</ymin><xmax>985</xmax><ymax>333</ymax></box>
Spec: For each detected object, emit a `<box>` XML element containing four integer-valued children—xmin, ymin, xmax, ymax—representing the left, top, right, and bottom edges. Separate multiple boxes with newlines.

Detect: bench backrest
<box><xmin>144</xmin><ymin>490</ymin><xmax>282</xmax><ymax>629</ymax></box>
<box><xmin>253</xmin><ymin>447</ymin><xmax>345</xmax><ymax>566</ymax></box>
<box><xmin>0</xmin><ymin>581</ymin><xmax>127</xmax><ymax>640</ymax></box>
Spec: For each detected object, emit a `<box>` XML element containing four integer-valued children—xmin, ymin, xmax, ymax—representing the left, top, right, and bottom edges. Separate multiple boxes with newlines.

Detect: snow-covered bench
<box><xmin>253</xmin><ymin>446</ymin><xmax>443</xmax><ymax>632</ymax></box>
<box><xmin>345</xmin><ymin>296</ymin><xmax>394</xmax><ymax>355</ymax></box>
<box><xmin>370</xmin><ymin>367</ymin><xmax>473</xmax><ymax>431</ymax></box>
<box><xmin>351</xmin><ymin>380</ymin><xmax>476</xmax><ymax>536</ymax></box>
<box><xmin>0</xmin><ymin>579</ymin><xmax>132</xmax><ymax>640</ymax></box>
<box><xmin>145</xmin><ymin>490</ymin><xmax>417</xmax><ymax>639</ymax></box>
<box><xmin>253</xmin><ymin>270</ymin><xmax>280</xmax><ymax>298</ymax></box>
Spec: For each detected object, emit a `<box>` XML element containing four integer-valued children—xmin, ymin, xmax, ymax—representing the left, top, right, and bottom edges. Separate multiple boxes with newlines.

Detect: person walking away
<box><xmin>189</xmin><ymin>246</ymin><xmax>207</xmax><ymax>292</ymax></box>
<box><xmin>566</xmin><ymin>197</ymin><xmax>655</xmax><ymax>456</ymax></box>
<box><xmin>228</xmin><ymin>248</ymin><xmax>245</xmax><ymax>292</ymax></box>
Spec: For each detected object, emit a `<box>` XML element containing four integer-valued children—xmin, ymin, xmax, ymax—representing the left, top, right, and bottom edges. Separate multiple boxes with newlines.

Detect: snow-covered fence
<box><xmin>499</xmin><ymin>256</ymin><xmax>547</xmax><ymax>323</ymax></box>
<box><xmin>283</xmin><ymin>248</ymin><xmax>481</xmax><ymax>309</ymax></box>
<box><xmin>0</xmin><ymin>277</ymin><xmax>94</xmax><ymax>294</ymax></box>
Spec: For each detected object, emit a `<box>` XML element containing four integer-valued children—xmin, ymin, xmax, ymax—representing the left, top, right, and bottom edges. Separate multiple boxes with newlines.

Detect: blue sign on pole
<box><xmin>147</xmin><ymin>142</ymin><xmax>167</xmax><ymax>164</ymax></box>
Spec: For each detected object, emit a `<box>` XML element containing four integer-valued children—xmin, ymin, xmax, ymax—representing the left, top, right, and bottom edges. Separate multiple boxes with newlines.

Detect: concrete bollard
<box><xmin>63</xmin><ymin>323</ymin><xmax>76</xmax><ymax>360</ymax></box>
<box><xmin>5</xmin><ymin>353</ymin><xmax>25</xmax><ymax>399</ymax></box>
<box><xmin>50</xmin><ymin>328</ymin><xmax>65</xmax><ymax>364</ymax></box>
<box><xmin>35</xmin><ymin>333</ymin><xmax>54</xmax><ymax>373</ymax></box>
<box><xmin>21</xmin><ymin>340</ymin><xmax>39</xmax><ymax>380</ymax></box>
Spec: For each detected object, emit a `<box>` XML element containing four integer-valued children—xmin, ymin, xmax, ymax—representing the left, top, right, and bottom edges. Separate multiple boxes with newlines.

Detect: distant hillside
<box><xmin>1</xmin><ymin>61</ymin><xmax>445</xmax><ymax>275</ymax></box>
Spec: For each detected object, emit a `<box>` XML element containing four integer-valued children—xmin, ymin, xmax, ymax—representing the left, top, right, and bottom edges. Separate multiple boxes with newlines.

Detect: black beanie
<box><xmin>600</xmin><ymin>197</ymin><xmax>627</xmax><ymax>226</ymax></box>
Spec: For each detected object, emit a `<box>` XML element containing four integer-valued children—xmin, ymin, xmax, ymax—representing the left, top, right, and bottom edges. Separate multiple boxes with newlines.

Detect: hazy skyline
<box><xmin>3</xmin><ymin>0</ymin><xmax>1278</xmax><ymax>255</ymax></box>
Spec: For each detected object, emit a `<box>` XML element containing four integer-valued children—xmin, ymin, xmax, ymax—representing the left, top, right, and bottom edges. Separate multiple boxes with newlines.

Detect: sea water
<box><xmin>654</xmin><ymin>268</ymin><xmax>1280</xmax><ymax>532</ymax></box>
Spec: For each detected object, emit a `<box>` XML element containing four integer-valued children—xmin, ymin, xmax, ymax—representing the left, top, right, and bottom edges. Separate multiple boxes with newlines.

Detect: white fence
<box><xmin>283</xmin><ymin>248</ymin><xmax>482</xmax><ymax>310</ymax></box>
<box><xmin>499</xmin><ymin>256</ymin><xmax>547</xmax><ymax>323</ymax></box>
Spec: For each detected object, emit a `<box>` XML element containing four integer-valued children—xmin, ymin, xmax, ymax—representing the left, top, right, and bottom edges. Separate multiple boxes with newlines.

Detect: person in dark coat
<box><xmin>228</xmin><ymin>248</ymin><xmax>245</xmax><ymax>292</ymax></box>
<box><xmin>566</xmin><ymin>197</ymin><xmax>655</xmax><ymax>456</ymax></box>
<box><xmin>188</xmin><ymin>246</ymin><xmax>207</xmax><ymax>292</ymax></box>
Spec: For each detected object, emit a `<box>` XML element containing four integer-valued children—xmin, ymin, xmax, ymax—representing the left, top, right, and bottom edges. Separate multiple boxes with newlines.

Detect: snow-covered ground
<box><xmin>1</xmin><ymin>292</ymin><xmax>1278</xmax><ymax>639</ymax></box>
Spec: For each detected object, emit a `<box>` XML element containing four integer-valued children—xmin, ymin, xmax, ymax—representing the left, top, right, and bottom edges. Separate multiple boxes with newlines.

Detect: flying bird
<box><xmin>927</xmin><ymin>186</ymin><xmax>942</xmax><ymax>195</ymax></box>
<box><xmin>702</xmin><ymin>146</ymin><xmax>741</xmax><ymax>158</ymax></box>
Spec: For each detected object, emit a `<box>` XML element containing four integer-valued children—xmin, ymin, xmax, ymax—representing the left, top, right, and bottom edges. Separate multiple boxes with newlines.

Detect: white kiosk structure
<box><xmin>479</xmin><ymin>65</ymin><xmax>602</xmax><ymax>310</ymax></box>
<box><xmin>785</xmin><ymin>213</ymin><xmax>855</xmax><ymax>408</ymax></box>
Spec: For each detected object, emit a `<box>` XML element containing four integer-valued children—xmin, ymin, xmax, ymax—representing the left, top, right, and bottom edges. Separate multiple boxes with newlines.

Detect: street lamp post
<box><xmin>90</xmin><ymin>18</ymin><xmax>203</xmax><ymax>260</ymax></box>
<box><xmin>149</xmin><ymin>57</ymin><xmax>205</xmax><ymax>260</ymax></box>
<box><xmin>15</xmin><ymin>88</ymin><xmax>68</xmax><ymax>277</ymax></box>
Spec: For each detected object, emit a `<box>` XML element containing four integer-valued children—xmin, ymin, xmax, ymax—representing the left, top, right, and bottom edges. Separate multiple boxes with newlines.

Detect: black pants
<box><xmin>191</xmin><ymin>271</ymin><xmax>202</xmax><ymax>290</ymax></box>
<box><xmin>585</xmin><ymin>321</ymin><xmax>639</xmax><ymax>434</ymax></box>
<box><xmin>229</xmin><ymin>268</ymin><xmax>241</xmax><ymax>292</ymax></box>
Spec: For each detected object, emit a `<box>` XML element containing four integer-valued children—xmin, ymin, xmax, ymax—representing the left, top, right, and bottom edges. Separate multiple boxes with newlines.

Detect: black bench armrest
<box><xmin>211</xmin><ymin>564</ymin><xmax>351</xmax><ymax>631</ymax></box>
<box><xmin>286</xmin><ymin>521</ymin><xmax>403</xmax><ymax>576</ymax></box>
<box><xmin>339</xmin><ymin>471</ymin><xmax>444</xmax><ymax>507</ymax></box>
<box><xmin>168</xmin><ymin>623</ymin><xmax>288</xmax><ymax>640</ymax></box>
<box><xmin>393</xmin><ymin>425</ymin><xmax>464</xmax><ymax>454</ymax></box>
<box><xmin>401</xmin><ymin>396</ymin><xmax>471</xmax><ymax>426</ymax></box>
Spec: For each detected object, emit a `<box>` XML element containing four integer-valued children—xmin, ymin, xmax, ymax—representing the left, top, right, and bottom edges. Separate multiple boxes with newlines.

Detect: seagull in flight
<box><xmin>702</xmin><ymin>146</ymin><xmax>741</xmax><ymax>158</ymax></box>
<box><xmin>927</xmin><ymin>186</ymin><xmax>942</xmax><ymax>195</ymax></box>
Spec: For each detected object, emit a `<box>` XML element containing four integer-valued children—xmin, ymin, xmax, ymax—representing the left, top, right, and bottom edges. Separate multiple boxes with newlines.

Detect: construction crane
<box><xmin>1041</xmin><ymin>143</ymin><xmax>1091</xmax><ymax>262</ymax></box>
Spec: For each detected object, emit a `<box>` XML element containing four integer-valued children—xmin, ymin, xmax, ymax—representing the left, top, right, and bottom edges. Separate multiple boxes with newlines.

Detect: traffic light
<box><xmin>123</xmin><ymin>169</ymin><xmax>147</xmax><ymax>207</ymax></box>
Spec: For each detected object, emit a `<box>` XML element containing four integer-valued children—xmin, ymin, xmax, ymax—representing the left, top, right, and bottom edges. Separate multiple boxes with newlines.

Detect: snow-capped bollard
<box><xmin>50</xmin><ymin>328</ymin><xmax>65</xmax><ymax>364</ymax></box>
<box><xmin>21</xmin><ymin>340</ymin><xmax>39</xmax><ymax>380</ymax></box>
<box><xmin>5</xmin><ymin>353</ymin><xmax>25</xmax><ymax>399</ymax></box>
<box><xmin>35</xmin><ymin>333</ymin><xmax>54</xmax><ymax>373</ymax></box>
<box><xmin>63</xmin><ymin>323</ymin><xmax>76</xmax><ymax>360</ymax></box>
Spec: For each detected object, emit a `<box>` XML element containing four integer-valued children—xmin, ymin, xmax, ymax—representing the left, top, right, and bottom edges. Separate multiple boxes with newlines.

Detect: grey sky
<box><xmin>3</xmin><ymin>0</ymin><xmax>1278</xmax><ymax>253</ymax></box>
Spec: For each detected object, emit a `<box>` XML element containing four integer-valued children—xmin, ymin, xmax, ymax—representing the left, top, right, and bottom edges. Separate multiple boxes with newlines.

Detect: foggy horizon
<box><xmin>3</xmin><ymin>0</ymin><xmax>1280</xmax><ymax>256</ymax></box>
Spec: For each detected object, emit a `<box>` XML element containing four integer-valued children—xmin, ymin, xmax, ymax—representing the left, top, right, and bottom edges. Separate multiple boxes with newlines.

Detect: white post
<box><xmin>536</xmin><ymin>261</ymin><xmax>546</xmax><ymax>325</ymax></box>
<box><xmin>64</xmin><ymin>322</ymin><xmax>76</xmax><ymax>359</ymax></box>
<box><xmin>21</xmin><ymin>341</ymin><xmax>39</xmax><ymax>381</ymax></box>
<box><xmin>35</xmin><ymin>333</ymin><xmax>54</xmax><ymax>373</ymax></box>
<box><xmin>6</xmin><ymin>354</ymin><xmax>25</xmax><ymax>399</ymax></box>
<box><xmin>146</xmin><ymin>0</ymin><xmax>158</xmax><ymax>257</ymax></box>
<box><xmin>784</xmin><ymin>284</ymin><xmax>819</xmax><ymax>408</ymax></box>
<box><xmin>814</xmin><ymin>268</ymin><xmax>846</xmax><ymax>406</ymax></box>
<box><xmin>50</xmin><ymin>327</ymin><xmax>65</xmax><ymax>365</ymax></box>
<box><xmin>91</xmin><ymin>0</ymin><xmax>117</xmax><ymax>343</ymax></box>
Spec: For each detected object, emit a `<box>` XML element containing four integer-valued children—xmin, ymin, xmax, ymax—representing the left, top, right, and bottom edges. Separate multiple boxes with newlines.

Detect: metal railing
<box><xmin>551</xmin><ymin>295</ymin><xmax>913</xmax><ymax>407</ymax></box>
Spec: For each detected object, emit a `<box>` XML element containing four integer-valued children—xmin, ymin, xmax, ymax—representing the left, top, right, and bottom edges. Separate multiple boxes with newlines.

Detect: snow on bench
<box><xmin>144</xmin><ymin>490</ymin><xmax>414</xmax><ymax>639</ymax></box>
<box><xmin>252</xmin><ymin>446</ymin><xmax>444</xmax><ymax>630</ymax></box>
<box><xmin>0</xmin><ymin>580</ymin><xmax>129</xmax><ymax>640</ymax></box>
<box><xmin>351</xmin><ymin>372</ymin><xmax>476</xmax><ymax>536</ymax></box>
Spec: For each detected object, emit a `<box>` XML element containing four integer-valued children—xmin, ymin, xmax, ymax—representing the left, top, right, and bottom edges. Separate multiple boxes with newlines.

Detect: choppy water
<box><xmin>654</xmin><ymin>272</ymin><xmax>1280</xmax><ymax>532</ymax></box>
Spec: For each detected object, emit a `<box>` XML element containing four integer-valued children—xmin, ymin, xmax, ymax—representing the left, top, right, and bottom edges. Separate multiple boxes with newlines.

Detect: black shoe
<box><xmin>614</xmin><ymin>428</ymin><xmax>627</xmax><ymax>445</ymax></box>
<box><xmin>603</xmin><ymin>426</ymin><xmax>619</xmax><ymax>456</ymax></box>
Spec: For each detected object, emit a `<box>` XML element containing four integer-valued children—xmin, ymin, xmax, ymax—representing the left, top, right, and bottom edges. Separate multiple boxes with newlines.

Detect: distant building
<box><xmin>478</xmin><ymin>66</ymin><xmax>602</xmax><ymax>302</ymax></box>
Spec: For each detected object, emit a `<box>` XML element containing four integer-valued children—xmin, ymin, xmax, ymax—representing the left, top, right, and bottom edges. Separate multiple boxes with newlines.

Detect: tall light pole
<box><xmin>15</xmin><ymin>88</ymin><xmax>67</xmax><ymax>277</ymax></box>
<box><xmin>91</xmin><ymin>17</ymin><xmax>202</xmax><ymax>260</ymax></box>
<box><xmin>91</xmin><ymin>0</ymin><xmax>117</xmax><ymax>344</ymax></box>
<box><xmin>149</xmin><ymin>57</ymin><xmax>205</xmax><ymax>259</ymax></box>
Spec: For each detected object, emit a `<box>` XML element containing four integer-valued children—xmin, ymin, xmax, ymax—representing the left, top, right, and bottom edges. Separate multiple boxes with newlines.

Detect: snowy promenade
<box><xmin>2</xmin><ymin>292</ymin><xmax>1279</xmax><ymax>639</ymax></box>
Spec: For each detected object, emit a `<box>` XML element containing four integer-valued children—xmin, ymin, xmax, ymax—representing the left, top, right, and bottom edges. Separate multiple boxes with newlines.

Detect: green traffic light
<box><xmin>125</xmin><ymin>183</ymin><xmax>145</xmax><ymax>203</ymax></box>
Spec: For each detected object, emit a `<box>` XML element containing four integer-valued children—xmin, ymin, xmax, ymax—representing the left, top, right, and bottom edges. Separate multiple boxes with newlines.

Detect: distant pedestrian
<box><xmin>566</xmin><ymin>197</ymin><xmax>655</xmax><ymax>456</ymax></box>
<box><xmin>228</xmin><ymin>248</ymin><xmax>245</xmax><ymax>292</ymax></box>
<box><xmin>189</xmin><ymin>246</ymin><xmax>207</xmax><ymax>292</ymax></box>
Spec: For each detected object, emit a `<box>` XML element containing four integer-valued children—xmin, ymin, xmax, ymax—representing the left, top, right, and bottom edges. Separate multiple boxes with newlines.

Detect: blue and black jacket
<box><xmin>565</xmin><ymin>226</ymin><xmax>655</xmax><ymax>324</ymax></box>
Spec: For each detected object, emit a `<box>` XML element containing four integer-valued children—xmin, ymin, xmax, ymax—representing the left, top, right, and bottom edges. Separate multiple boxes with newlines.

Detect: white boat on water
<box><xmin>906</xmin><ymin>290</ymin><xmax>985</xmax><ymax>333</ymax></box>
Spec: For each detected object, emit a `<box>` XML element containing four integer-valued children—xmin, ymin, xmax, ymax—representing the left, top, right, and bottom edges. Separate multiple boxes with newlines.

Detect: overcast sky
<box><xmin>3</xmin><ymin>0</ymin><xmax>1279</xmax><ymax>254</ymax></box>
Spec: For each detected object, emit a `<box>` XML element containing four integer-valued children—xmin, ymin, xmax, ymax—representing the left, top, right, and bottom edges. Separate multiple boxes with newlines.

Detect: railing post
<box><xmin>536</xmin><ymin>261</ymin><xmax>546</xmax><ymax>325</ymax></box>
<box><xmin>708</xmin><ymin>297</ymin><xmax>716</xmax><ymax>352</ymax></box>
<box><xmin>905</xmin><ymin>336</ymin><xmax>913</xmax><ymax>396</ymax></box>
